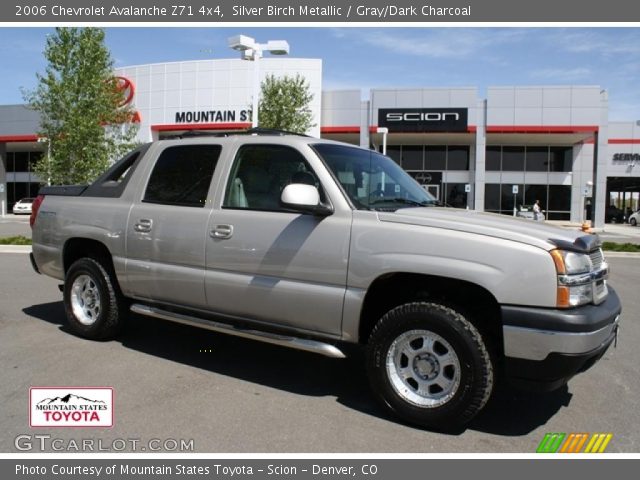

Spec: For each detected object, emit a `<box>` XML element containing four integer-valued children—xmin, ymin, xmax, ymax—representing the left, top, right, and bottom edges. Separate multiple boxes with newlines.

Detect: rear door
<box><xmin>125</xmin><ymin>144</ymin><xmax>222</xmax><ymax>308</ymax></box>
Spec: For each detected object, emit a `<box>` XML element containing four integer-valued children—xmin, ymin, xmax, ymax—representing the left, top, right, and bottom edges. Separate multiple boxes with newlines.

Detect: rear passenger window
<box><xmin>144</xmin><ymin>145</ymin><xmax>221</xmax><ymax>207</ymax></box>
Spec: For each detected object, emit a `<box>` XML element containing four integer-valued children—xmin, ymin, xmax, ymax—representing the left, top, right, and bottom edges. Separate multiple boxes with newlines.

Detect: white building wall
<box><xmin>115</xmin><ymin>58</ymin><xmax>323</xmax><ymax>142</ymax></box>
<box><xmin>487</xmin><ymin>86</ymin><xmax>603</xmax><ymax>127</ymax></box>
<box><xmin>593</xmin><ymin>90</ymin><xmax>610</xmax><ymax>226</ymax></box>
<box><xmin>321</xmin><ymin>90</ymin><xmax>361</xmax><ymax>127</ymax></box>
<box><xmin>607</xmin><ymin>121</ymin><xmax>640</xmax><ymax>177</ymax></box>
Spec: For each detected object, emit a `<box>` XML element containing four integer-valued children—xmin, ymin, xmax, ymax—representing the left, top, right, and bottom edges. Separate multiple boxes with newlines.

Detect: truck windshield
<box><xmin>312</xmin><ymin>143</ymin><xmax>439</xmax><ymax>211</ymax></box>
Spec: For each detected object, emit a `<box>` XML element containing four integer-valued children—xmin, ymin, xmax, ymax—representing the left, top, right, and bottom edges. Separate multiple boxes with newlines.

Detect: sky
<box><xmin>1</xmin><ymin>27</ymin><xmax>639</xmax><ymax>121</ymax></box>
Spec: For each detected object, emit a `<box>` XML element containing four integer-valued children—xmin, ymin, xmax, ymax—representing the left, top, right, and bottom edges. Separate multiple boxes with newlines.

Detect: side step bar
<box><xmin>130</xmin><ymin>304</ymin><xmax>346</xmax><ymax>359</ymax></box>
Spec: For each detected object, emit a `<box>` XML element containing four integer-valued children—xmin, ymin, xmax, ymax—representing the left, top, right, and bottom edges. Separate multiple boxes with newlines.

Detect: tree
<box><xmin>257</xmin><ymin>74</ymin><xmax>315</xmax><ymax>134</ymax></box>
<box><xmin>24</xmin><ymin>28</ymin><xmax>138</xmax><ymax>185</ymax></box>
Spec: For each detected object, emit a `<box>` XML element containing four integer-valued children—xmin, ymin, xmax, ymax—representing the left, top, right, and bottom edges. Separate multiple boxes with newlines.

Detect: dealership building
<box><xmin>1</xmin><ymin>56</ymin><xmax>639</xmax><ymax>226</ymax></box>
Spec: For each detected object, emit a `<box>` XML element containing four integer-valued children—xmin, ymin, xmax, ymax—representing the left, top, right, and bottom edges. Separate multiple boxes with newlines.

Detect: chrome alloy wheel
<box><xmin>70</xmin><ymin>274</ymin><xmax>101</xmax><ymax>326</ymax></box>
<box><xmin>386</xmin><ymin>329</ymin><xmax>461</xmax><ymax>407</ymax></box>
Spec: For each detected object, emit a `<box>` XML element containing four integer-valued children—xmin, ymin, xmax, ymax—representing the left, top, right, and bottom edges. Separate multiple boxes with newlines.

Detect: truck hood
<box><xmin>378</xmin><ymin>207</ymin><xmax>600</xmax><ymax>252</ymax></box>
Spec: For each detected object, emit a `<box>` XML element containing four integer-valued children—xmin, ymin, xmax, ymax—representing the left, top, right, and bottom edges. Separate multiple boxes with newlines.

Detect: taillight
<box><xmin>30</xmin><ymin>195</ymin><xmax>45</xmax><ymax>228</ymax></box>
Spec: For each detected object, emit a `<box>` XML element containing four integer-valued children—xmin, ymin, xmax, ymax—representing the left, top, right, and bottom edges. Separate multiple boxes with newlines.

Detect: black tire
<box><xmin>631</xmin><ymin>218</ymin><xmax>637</xmax><ymax>227</ymax></box>
<box><xmin>366</xmin><ymin>302</ymin><xmax>493</xmax><ymax>429</ymax></box>
<box><xmin>63</xmin><ymin>258</ymin><xmax>126</xmax><ymax>340</ymax></box>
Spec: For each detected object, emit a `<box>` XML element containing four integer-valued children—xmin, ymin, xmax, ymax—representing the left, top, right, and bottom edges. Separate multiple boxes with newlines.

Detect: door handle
<box><xmin>211</xmin><ymin>224</ymin><xmax>233</xmax><ymax>239</ymax></box>
<box><xmin>134</xmin><ymin>219</ymin><xmax>153</xmax><ymax>233</ymax></box>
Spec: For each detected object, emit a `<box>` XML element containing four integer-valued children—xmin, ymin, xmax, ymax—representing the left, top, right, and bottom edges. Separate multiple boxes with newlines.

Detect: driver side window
<box><xmin>223</xmin><ymin>144</ymin><xmax>322</xmax><ymax>211</ymax></box>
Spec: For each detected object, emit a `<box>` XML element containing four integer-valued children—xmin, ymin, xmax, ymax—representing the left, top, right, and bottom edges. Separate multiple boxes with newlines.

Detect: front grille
<box><xmin>590</xmin><ymin>248</ymin><xmax>608</xmax><ymax>304</ymax></box>
<box><xmin>590</xmin><ymin>248</ymin><xmax>604</xmax><ymax>270</ymax></box>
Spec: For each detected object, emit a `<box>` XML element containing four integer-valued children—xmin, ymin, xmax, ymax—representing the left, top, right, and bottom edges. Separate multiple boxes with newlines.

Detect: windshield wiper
<box><xmin>369</xmin><ymin>197</ymin><xmax>433</xmax><ymax>207</ymax></box>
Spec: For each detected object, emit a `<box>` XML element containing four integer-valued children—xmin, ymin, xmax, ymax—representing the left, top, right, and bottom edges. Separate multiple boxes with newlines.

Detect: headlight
<box><xmin>550</xmin><ymin>250</ymin><xmax>592</xmax><ymax>274</ymax></box>
<box><xmin>550</xmin><ymin>249</ymin><xmax>607</xmax><ymax>308</ymax></box>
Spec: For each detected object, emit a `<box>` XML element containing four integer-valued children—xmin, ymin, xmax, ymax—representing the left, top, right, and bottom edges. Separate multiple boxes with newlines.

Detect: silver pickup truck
<box><xmin>30</xmin><ymin>131</ymin><xmax>621</xmax><ymax>429</ymax></box>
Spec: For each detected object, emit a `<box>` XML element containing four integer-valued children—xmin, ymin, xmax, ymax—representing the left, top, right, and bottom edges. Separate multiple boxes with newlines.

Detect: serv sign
<box><xmin>378</xmin><ymin>108</ymin><xmax>468</xmax><ymax>132</ymax></box>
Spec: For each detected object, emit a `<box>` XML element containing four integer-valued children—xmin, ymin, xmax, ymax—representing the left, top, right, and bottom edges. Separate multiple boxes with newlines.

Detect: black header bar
<box><xmin>4</xmin><ymin>0</ymin><xmax>640</xmax><ymax>23</ymax></box>
<box><xmin>379</xmin><ymin>108</ymin><xmax>469</xmax><ymax>132</ymax></box>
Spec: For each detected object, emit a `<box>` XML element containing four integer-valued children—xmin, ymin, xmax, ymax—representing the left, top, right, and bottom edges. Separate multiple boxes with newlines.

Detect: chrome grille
<box><xmin>590</xmin><ymin>248</ymin><xmax>608</xmax><ymax>304</ymax></box>
<box><xmin>590</xmin><ymin>248</ymin><xmax>604</xmax><ymax>270</ymax></box>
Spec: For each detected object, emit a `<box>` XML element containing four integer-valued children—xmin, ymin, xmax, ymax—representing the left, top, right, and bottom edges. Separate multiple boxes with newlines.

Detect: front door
<box><xmin>204</xmin><ymin>144</ymin><xmax>351</xmax><ymax>337</ymax></box>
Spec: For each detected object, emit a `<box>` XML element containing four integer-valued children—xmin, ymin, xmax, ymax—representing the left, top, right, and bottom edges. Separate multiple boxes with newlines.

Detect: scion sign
<box><xmin>379</xmin><ymin>108</ymin><xmax>468</xmax><ymax>132</ymax></box>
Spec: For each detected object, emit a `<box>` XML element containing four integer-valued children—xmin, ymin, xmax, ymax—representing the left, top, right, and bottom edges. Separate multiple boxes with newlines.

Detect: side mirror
<box><xmin>280</xmin><ymin>184</ymin><xmax>333</xmax><ymax>216</ymax></box>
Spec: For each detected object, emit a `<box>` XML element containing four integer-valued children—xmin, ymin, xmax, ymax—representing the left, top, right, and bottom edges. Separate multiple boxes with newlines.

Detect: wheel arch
<box><xmin>62</xmin><ymin>238</ymin><xmax>122</xmax><ymax>295</ymax></box>
<box><xmin>358</xmin><ymin>272</ymin><xmax>503</xmax><ymax>352</ymax></box>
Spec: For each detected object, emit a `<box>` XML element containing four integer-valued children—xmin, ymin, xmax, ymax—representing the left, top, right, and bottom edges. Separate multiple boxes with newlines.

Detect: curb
<box><xmin>0</xmin><ymin>245</ymin><xmax>31</xmax><ymax>253</ymax></box>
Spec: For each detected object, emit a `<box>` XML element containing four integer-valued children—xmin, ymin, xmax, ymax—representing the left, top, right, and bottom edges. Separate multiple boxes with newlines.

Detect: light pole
<box><xmin>227</xmin><ymin>35</ymin><xmax>290</xmax><ymax>128</ymax></box>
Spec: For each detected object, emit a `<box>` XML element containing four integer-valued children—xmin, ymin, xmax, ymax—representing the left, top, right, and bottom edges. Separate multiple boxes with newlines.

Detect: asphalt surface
<box><xmin>0</xmin><ymin>249</ymin><xmax>638</xmax><ymax>453</ymax></box>
<box><xmin>0</xmin><ymin>214</ymin><xmax>31</xmax><ymax>237</ymax></box>
<box><xmin>597</xmin><ymin>223</ymin><xmax>640</xmax><ymax>245</ymax></box>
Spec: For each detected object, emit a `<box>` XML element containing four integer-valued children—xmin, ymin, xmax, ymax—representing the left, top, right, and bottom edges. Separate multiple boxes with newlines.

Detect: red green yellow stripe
<box><xmin>538</xmin><ymin>433</ymin><xmax>613</xmax><ymax>453</ymax></box>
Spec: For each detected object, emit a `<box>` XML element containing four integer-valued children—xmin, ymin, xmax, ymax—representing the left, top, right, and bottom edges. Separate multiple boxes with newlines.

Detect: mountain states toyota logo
<box><xmin>29</xmin><ymin>387</ymin><xmax>113</xmax><ymax>428</ymax></box>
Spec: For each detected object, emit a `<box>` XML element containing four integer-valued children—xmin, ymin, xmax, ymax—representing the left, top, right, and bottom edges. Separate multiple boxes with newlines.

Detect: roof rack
<box><xmin>245</xmin><ymin>127</ymin><xmax>310</xmax><ymax>137</ymax></box>
<box><xmin>164</xmin><ymin>127</ymin><xmax>310</xmax><ymax>140</ymax></box>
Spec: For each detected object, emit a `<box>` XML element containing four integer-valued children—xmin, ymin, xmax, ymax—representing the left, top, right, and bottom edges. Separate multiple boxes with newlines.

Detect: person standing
<box><xmin>533</xmin><ymin>199</ymin><xmax>542</xmax><ymax>221</ymax></box>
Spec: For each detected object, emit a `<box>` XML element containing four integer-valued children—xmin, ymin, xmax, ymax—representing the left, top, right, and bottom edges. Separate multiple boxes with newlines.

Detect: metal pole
<box><xmin>251</xmin><ymin>49</ymin><xmax>261</xmax><ymax>128</ymax></box>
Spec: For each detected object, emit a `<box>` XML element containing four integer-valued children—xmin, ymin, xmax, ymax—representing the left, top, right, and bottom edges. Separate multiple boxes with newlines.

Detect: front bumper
<box><xmin>502</xmin><ymin>288</ymin><xmax>621</xmax><ymax>390</ymax></box>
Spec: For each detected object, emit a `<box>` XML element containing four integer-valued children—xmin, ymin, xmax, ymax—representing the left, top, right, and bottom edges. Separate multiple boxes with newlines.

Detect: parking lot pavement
<box><xmin>598</xmin><ymin>223</ymin><xmax>640</xmax><ymax>245</ymax></box>
<box><xmin>0</xmin><ymin>214</ymin><xmax>30</xmax><ymax>238</ymax></box>
<box><xmin>0</xmin><ymin>252</ymin><xmax>638</xmax><ymax>453</ymax></box>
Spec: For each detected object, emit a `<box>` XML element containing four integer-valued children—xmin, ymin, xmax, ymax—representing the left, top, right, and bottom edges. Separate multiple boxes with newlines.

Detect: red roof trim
<box><xmin>321</xmin><ymin>126</ymin><xmax>360</xmax><ymax>134</ymax></box>
<box><xmin>0</xmin><ymin>134</ymin><xmax>39</xmax><ymax>142</ymax></box>
<box><xmin>151</xmin><ymin>122</ymin><xmax>251</xmax><ymax>132</ymax></box>
<box><xmin>486</xmin><ymin>125</ymin><xmax>599</xmax><ymax>134</ymax></box>
<box><xmin>609</xmin><ymin>139</ymin><xmax>640</xmax><ymax>144</ymax></box>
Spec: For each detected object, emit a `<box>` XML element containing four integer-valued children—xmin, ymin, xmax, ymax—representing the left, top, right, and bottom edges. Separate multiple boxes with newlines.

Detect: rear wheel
<box><xmin>63</xmin><ymin>258</ymin><xmax>125</xmax><ymax>340</ymax></box>
<box><xmin>366</xmin><ymin>302</ymin><xmax>493</xmax><ymax>429</ymax></box>
<box><xmin>631</xmin><ymin>217</ymin><xmax>637</xmax><ymax>226</ymax></box>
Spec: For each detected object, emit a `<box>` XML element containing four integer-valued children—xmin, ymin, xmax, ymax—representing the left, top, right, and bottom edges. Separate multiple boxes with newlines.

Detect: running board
<box><xmin>130</xmin><ymin>304</ymin><xmax>346</xmax><ymax>359</ymax></box>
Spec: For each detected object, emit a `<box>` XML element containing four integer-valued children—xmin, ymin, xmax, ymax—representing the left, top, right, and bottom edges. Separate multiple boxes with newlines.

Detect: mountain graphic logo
<box><xmin>37</xmin><ymin>393</ymin><xmax>106</xmax><ymax>405</ymax></box>
<box><xmin>30</xmin><ymin>387</ymin><xmax>114</xmax><ymax>428</ymax></box>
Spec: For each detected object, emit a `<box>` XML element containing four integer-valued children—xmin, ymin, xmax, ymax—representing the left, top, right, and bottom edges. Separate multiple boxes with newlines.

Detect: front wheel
<box><xmin>631</xmin><ymin>218</ymin><xmax>637</xmax><ymax>226</ymax></box>
<box><xmin>366</xmin><ymin>302</ymin><xmax>494</xmax><ymax>429</ymax></box>
<box><xmin>63</xmin><ymin>258</ymin><xmax>126</xmax><ymax>340</ymax></box>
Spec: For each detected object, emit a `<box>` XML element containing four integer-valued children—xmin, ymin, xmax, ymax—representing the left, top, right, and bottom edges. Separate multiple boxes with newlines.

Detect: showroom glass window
<box><xmin>486</xmin><ymin>145</ymin><xmax>573</xmax><ymax>173</ymax></box>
